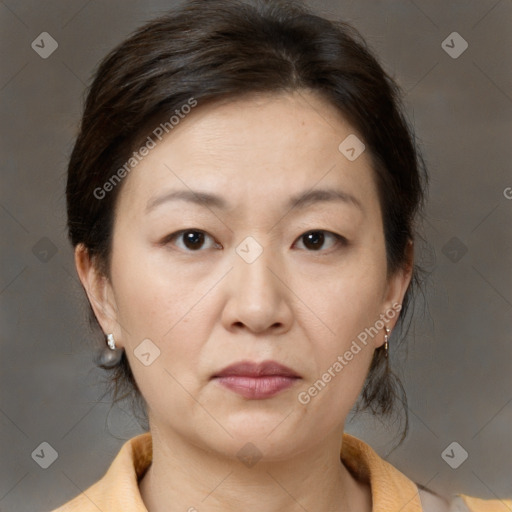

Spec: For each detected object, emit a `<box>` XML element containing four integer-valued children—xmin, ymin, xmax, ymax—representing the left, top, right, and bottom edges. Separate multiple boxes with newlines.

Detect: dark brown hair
<box><xmin>66</xmin><ymin>0</ymin><xmax>429</xmax><ymax>444</ymax></box>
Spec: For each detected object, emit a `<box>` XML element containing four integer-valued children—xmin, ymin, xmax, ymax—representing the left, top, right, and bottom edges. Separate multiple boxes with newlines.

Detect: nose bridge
<box><xmin>224</xmin><ymin>234</ymin><xmax>290</xmax><ymax>332</ymax></box>
<box><xmin>234</xmin><ymin>234</ymin><xmax>279</xmax><ymax>300</ymax></box>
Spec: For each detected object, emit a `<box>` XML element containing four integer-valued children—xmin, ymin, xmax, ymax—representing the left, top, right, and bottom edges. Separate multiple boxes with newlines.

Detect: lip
<box><xmin>213</xmin><ymin>360</ymin><xmax>300</xmax><ymax>379</ymax></box>
<box><xmin>211</xmin><ymin>360</ymin><xmax>301</xmax><ymax>399</ymax></box>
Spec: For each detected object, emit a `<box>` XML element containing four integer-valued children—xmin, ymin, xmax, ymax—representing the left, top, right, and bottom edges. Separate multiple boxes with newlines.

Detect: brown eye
<box><xmin>165</xmin><ymin>229</ymin><xmax>220</xmax><ymax>251</ymax></box>
<box><xmin>295</xmin><ymin>230</ymin><xmax>345</xmax><ymax>252</ymax></box>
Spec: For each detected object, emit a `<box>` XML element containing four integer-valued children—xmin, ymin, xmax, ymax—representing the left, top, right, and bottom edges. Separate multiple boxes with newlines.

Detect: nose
<box><xmin>221</xmin><ymin>242</ymin><xmax>293</xmax><ymax>336</ymax></box>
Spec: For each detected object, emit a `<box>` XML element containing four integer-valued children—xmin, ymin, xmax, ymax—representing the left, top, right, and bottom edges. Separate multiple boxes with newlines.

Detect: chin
<box><xmin>204</xmin><ymin>413</ymin><xmax>307</xmax><ymax>456</ymax></box>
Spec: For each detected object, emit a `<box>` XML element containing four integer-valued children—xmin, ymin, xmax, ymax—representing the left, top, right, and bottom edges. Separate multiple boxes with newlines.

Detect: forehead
<box><xmin>115</xmin><ymin>91</ymin><xmax>380</xmax><ymax>221</ymax></box>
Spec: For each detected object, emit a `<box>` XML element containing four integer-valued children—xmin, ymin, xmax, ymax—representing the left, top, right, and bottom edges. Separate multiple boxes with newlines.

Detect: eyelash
<box><xmin>161</xmin><ymin>229</ymin><xmax>348</xmax><ymax>254</ymax></box>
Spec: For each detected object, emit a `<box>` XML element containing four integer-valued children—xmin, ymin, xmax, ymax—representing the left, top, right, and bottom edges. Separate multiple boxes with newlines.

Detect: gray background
<box><xmin>1</xmin><ymin>1</ymin><xmax>511</xmax><ymax>510</ymax></box>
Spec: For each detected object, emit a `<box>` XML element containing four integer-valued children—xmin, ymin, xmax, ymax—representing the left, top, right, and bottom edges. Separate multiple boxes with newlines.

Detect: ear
<box><xmin>74</xmin><ymin>243</ymin><xmax>123</xmax><ymax>348</ymax></box>
<box><xmin>379</xmin><ymin>239</ymin><xmax>414</xmax><ymax>341</ymax></box>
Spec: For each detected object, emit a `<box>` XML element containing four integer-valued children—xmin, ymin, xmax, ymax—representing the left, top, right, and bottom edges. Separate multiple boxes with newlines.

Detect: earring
<box><xmin>107</xmin><ymin>333</ymin><xmax>116</xmax><ymax>350</ymax></box>
<box><xmin>384</xmin><ymin>326</ymin><xmax>390</xmax><ymax>357</ymax></box>
<box><xmin>95</xmin><ymin>333</ymin><xmax>124</xmax><ymax>368</ymax></box>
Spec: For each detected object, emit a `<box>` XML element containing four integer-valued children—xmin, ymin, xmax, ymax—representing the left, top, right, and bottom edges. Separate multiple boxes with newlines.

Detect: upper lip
<box><xmin>212</xmin><ymin>360</ymin><xmax>300</xmax><ymax>379</ymax></box>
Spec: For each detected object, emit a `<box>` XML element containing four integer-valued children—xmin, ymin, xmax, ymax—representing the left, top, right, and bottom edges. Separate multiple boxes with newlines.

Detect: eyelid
<box><xmin>163</xmin><ymin>229</ymin><xmax>221</xmax><ymax>251</ymax></box>
<box><xmin>292</xmin><ymin>230</ymin><xmax>348</xmax><ymax>252</ymax></box>
<box><xmin>162</xmin><ymin>228</ymin><xmax>348</xmax><ymax>252</ymax></box>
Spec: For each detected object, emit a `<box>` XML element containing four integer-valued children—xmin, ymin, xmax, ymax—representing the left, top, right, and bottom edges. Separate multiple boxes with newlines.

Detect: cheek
<box><xmin>299</xmin><ymin>249</ymin><xmax>387</xmax><ymax>343</ymax></box>
<box><xmin>110</xmin><ymin>248</ymin><xmax>209</xmax><ymax>417</ymax></box>
<box><xmin>110</xmin><ymin>235</ymin><xmax>198</xmax><ymax>337</ymax></box>
<box><xmin>110</xmin><ymin>237</ymin><xmax>217</xmax><ymax>381</ymax></box>
<box><xmin>294</xmin><ymin>274</ymin><xmax>381</xmax><ymax>427</ymax></box>
<box><xmin>293</xmin><ymin>247</ymin><xmax>386</xmax><ymax>401</ymax></box>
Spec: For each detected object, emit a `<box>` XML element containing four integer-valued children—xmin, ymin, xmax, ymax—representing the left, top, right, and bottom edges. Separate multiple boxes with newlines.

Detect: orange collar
<box><xmin>52</xmin><ymin>432</ymin><xmax>509</xmax><ymax>511</ymax></box>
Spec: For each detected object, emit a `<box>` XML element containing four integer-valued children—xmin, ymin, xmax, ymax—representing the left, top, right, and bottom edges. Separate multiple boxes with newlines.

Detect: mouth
<box><xmin>212</xmin><ymin>360</ymin><xmax>301</xmax><ymax>379</ymax></box>
<box><xmin>211</xmin><ymin>360</ymin><xmax>301</xmax><ymax>399</ymax></box>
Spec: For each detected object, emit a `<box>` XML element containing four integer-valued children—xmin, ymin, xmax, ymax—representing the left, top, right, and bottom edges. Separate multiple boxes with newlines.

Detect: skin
<box><xmin>75</xmin><ymin>91</ymin><xmax>413</xmax><ymax>512</ymax></box>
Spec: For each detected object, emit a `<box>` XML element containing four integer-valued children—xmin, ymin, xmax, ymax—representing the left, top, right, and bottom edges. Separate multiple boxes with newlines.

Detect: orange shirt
<box><xmin>52</xmin><ymin>432</ymin><xmax>511</xmax><ymax>511</ymax></box>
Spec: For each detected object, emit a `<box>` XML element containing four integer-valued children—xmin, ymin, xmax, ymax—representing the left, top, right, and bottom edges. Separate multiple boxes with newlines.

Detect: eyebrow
<box><xmin>145</xmin><ymin>187</ymin><xmax>364</xmax><ymax>214</ymax></box>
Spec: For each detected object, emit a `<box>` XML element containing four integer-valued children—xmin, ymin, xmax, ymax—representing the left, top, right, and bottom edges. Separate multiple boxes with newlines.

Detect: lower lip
<box><xmin>214</xmin><ymin>375</ymin><xmax>299</xmax><ymax>399</ymax></box>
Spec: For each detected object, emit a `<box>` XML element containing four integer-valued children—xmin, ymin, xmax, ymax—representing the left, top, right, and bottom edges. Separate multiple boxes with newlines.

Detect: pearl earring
<box><xmin>94</xmin><ymin>333</ymin><xmax>124</xmax><ymax>369</ymax></box>
<box><xmin>107</xmin><ymin>333</ymin><xmax>116</xmax><ymax>350</ymax></box>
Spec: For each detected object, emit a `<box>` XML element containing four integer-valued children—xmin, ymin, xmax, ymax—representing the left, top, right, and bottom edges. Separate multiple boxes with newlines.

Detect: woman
<box><xmin>53</xmin><ymin>1</ymin><xmax>510</xmax><ymax>510</ymax></box>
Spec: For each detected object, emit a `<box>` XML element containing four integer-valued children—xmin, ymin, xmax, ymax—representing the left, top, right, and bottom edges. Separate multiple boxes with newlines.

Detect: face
<box><xmin>78</xmin><ymin>91</ymin><xmax>412</xmax><ymax>460</ymax></box>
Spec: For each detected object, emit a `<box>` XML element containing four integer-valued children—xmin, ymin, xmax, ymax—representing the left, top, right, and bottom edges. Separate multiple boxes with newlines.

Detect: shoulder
<box><xmin>448</xmin><ymin>494</ymin><xmax>512</xmax><ymax>512</ymax></box>
<box><xmin>417</xmin><ymin>486</ymin><xmax>451</xmax><ymax>511</ymax></box>
<box><xmin>417</xmin><ymin>483</ymin><xmax>512</xmax><ymax>512</ymax></box>
<box><xmin>341</xmin><ymin>433</ymin><xmax>511</xmax><ymax>512</ymax></box>
<box><xmin>50</xmin><ymin>433</ymin><xmax>152</xmax><ymax>511</ymax></box>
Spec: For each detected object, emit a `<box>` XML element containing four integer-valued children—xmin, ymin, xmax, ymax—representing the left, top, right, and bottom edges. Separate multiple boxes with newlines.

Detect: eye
<box><xmin>294</xmin><ymin>230</ymin><xmax>347</xmax><ymax>252</ymax></box>
<box><xmin>163</xmin><ymin>229</ymin><xmax>221</xmax><ymax>251</ymax></box>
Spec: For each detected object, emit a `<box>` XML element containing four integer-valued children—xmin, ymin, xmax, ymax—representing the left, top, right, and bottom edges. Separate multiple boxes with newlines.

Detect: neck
<box><xmin>138</xmin><ymin>424</ymin><xmax>371</xmax><ymax>512</ymax></box>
